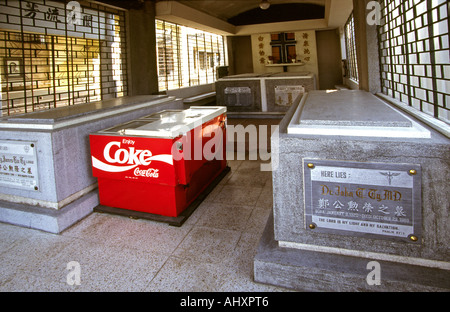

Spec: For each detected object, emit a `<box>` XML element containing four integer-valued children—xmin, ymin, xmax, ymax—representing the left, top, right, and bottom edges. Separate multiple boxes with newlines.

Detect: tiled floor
<box><xmin>0</xmin><ymin>158</ymin><xmax>292</xmax><ymax>292</ymax></box>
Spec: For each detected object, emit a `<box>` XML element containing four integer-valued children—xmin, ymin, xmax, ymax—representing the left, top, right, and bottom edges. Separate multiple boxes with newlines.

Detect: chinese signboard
<box><xmin>303</xmin><ymin>159</ymin><xmax>422</xmax><ymax>243</ymax></box>
<box><xmin>0</xmin><ymin>140</ymin><xmax>39</xmax><ymax>191</ymax></box>
<box><xmin>22</xmin><ymin>0</ymin><xmax>92</xmax><ymax>27</ymax></box>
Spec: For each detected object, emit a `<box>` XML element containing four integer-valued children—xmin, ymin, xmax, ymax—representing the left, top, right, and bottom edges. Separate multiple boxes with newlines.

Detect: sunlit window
<box><xmin>378</xmin><ymin>0</ymin><xmax>449</xmax><ymax>123</ymax></box>
<box><xmin>344</xmin><ymin>13</ymin><xmax>359</xmax><ymax>82</ymax></box>
<box><xmin>0</xmin><ymin>0</ymin><xmax>128</xmax><ymax>116</ymax></box>
<box><xmin>156</xmin><ymin>19</ymin><xmax>226</xmax><ymax>92</ymax></box>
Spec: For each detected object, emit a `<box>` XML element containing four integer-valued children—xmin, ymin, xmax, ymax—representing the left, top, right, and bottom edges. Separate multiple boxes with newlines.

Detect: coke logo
<box><xmin>92</xmin><ymin>141</ymin><xmax>173</xmax><ymax>175</ymax></box>
<box><xmin>103</xmin><ymin>141</ymin><xmax>152</xmax><ymax>166</ymax></box>
<box><xmin>134</xmin><ymin>168</ymin><xmax>159</xmax><ymax>178</ymax></box>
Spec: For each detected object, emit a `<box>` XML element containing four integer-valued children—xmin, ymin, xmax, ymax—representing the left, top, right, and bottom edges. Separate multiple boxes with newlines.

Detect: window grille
<box><xmin>156</xmin><ymin>19</ymin><xmax>226</xmax><ymax>92</ymax></box>
<box><xmin>344</xmin><ymin>13</ymin><xmax>359</xmax><ymax>82</ymax></box>
<box><xmin>0</xmin><ymin>0</ymin><xmax>128</xmax><ymax>116</ymax></box>
<box><xmin>378</xmin><ymin>0</ymin><xmax>449</xmax><ymax>123</ymax></box>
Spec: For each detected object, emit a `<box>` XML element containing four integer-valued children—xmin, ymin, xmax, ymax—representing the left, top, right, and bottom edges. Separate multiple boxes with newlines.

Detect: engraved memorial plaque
<box><xmin>303</xmin><ymin>159</ymin><xmax>421</xmax><ymax>243</ymax></box>
<box><xmin>0</xmin><ymin>140</ymin><xmax>39</xmax><ymax>191</ymax></box>
<box><xmin>275</xmin><ymin>85</ymin><xmax>304</xmax><ymax>106</ymax></box>
<box><xmin>224</xmin><ymin>87</ymin><xmax>252</xmax><ymax>107</ymax></box>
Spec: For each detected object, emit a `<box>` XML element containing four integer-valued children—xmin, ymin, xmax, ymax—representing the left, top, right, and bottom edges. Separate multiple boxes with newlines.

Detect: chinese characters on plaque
<box><xmin>0</xmin><ymin>140</ymin><xmax>39</xmax><ymax>191</ymax></box>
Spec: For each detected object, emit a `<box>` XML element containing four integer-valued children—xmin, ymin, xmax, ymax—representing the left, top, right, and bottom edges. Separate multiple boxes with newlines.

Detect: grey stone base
<box><xmin>254</xmin><ymin>213</ymin><xmax>450</xmax><ymax>292</ymax></box>
<box><xmin>0</xmin><ymin>190</ymin><xmax>98</xmax><ymax>234</ymax></box>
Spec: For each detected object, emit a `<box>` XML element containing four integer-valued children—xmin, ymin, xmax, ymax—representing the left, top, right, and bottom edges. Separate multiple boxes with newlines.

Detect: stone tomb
<box><xmin>254</xmin><ymin>90</ymin><xmax>450</xmax><ymax>291</ymax></box>
<box><xmin>215</xmin><ymin>72</ymin><xmax>316</xmax><ymax>113</ymax></box>
<box><xmin>0</xmin><ymin>95</ymin><xmax>183</xmax><ymax>233</ymax></box>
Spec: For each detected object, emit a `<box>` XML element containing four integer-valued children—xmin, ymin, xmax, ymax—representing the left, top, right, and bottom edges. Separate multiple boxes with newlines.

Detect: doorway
<box><xmin>316</xmin><ymin>29</ymin><xmax>343</xmax><ymax>90</ymax></box>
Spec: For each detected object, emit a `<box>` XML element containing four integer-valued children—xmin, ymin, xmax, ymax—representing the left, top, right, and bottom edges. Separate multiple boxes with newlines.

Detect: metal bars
<box><xmin>0</xmin><ymin>0</ymin><xmax>128</xmax><ymax>116</ymax></box>
<box><xmin>155</xmin><ymin>19</ymin><xmax>226</xmax><ymax>92</ymax></box>
<box><xmin>344</xmin><ymin>13</ymin><xmax>359</xmax><ymax>82</ymax></box>
<box><xmin>378</xmin><ymin>0</ymin><xmax>449</xmax><ymax>123</ymax></box>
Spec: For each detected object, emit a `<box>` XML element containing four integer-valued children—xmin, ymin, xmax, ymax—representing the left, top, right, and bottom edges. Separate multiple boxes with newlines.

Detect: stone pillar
<box><xmin>127</xmin><ymin>1</ymin><xmax>159</xmax><ymax>95</ymax></box>
<box><xmin>353</xmin><ymin>0</ymin><xmax>381</xmax><ymax>94</ymax></box>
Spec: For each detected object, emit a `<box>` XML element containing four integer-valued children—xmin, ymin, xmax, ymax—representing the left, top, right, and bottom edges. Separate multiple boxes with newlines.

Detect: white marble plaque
<box><xmin>275</xmin><ymin>85</ymin><xmax>304</xmax><ymax>106</ymax></box>
<box><xmin>0</xmin><ymin>140</ymin><xmax>39</xmax><ymax>191</ymax></box>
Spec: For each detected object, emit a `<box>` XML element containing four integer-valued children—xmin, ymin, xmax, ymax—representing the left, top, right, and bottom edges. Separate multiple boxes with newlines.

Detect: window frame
<box><xmin>0</xmin><ymin>0</ymin><xmax>128</xmax><ymax>117</ymax></box>
<box><xmin>344</xmin><ymin>12</ymin><xmax>359</xmax><ymax>83</ymax></box>
<box><xmin>155</xmin><ymin>19</ymin><xmax>226</xmax><ymax>92</ymax></box>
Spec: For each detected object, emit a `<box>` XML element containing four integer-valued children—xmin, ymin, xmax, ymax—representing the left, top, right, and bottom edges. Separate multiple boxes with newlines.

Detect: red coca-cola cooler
<box><xmin>89</xmin><ymin>106</ymin><xmax>228</xmax><ymax>219</ymax></box>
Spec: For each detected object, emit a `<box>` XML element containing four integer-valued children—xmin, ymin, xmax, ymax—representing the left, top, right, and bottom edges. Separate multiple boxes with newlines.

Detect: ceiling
<box><xmin>93</xmin><ymin>0</ymin><xmax>327</xmax><ymax>19</ymax></box>
<box><xmin>177</xmin><ymin>0</ymin><xmax>327</xmax><ymax>22</ymax></box>
<box><xmin>93</xmin><ymin>0</ymin><xmax>353</xmax><ymax>35</ymax></box>
<box><xmin>93</xmin><ymin>0</ymin><xmax>146</xmax><ymax>10</ymax></box>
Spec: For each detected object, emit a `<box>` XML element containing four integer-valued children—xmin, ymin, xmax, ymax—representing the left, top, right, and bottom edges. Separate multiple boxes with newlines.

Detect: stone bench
<box><xmin>166</xmin><ymin>83</ymin><xmax>216</xmax><ymax>106</ymax></box>
<box><xmin>183</xmin><ymin>91</ymin><xmax>216</xmax><ymax>104</ymax></box>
